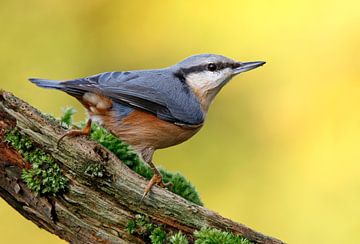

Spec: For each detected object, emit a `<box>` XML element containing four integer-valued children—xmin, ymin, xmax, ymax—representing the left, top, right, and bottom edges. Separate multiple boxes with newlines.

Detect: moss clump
<box><xmin>126</xmin><ymin>214</ymin><xmax>155</xmax><ymax>237</ymax></box>
<box><xmin>84</xmin><ymin>162</ymin><xmax>106</xmax><ymax>178</ymax></box>
<box><xmin>60</xmin><ymin>107</ymin><xmax>76</xmax><ymax>128</ymax></box>
<box><xmin>169</xmin><ymin>232</ymin><xmax>189</xmax><ymax>244</ymax></box>
<box><xmin>90</xmin><ymin>123</ymin><xmax>203</xmax><ymax>206</ymax></box>
<box><xmin>90</xmin><ymin>124</ymin><xmax>152</xmax><ymax>178</ymax></box>
<box><xmin>61</xmin><ymin>107</ymin><xmax>202</xmax><ymax>205</ymax></box>
<box><xmin>194</xmin><ymin>227</ymin><xmax>252</xmax><ymax>244</ymax></box>
<box><xmin>150</xmin><ymin>227</ymin><xmax>167</xmax><ymax>244</ymax></box>
<box><xmin>126</xmin><ymin>216</ymin><xmax>253</xmax><ymax>244</ymax></box>
<box><xmin>5</xmin><ymin>129</ymin><xmax>68</xmax><ymax>195</ymax></box>
<box><xmin>160</xmin><ymin>169</ymin><xmax>202</xmax><ymax>207</ymax></box>
<box><xmin>126</xmin><ymin>214</ymin><xmax>169</xmax><ymax>244</ymax></box>
<box><xmin>126</xmin><ymin>218</ymin><xmax>138</xmax><ymax>235</ymax></box>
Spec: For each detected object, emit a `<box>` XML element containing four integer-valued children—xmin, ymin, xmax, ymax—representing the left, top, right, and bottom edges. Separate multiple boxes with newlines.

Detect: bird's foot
<box><xmin>57</xmin><ymin>119</ymin><xmax>92</xmax><ymax>147</ymax></box>
<box><xmin>141</xmin><ymin>173</ymin><xmax>172</xmax><ymax>201</ymax></box>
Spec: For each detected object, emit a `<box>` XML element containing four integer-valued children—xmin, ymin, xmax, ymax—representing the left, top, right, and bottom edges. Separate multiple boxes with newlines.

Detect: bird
<box><xmin>29</xmin><ymin>54</ymin><xmax>265</xmax><ymax>199</ymax></box>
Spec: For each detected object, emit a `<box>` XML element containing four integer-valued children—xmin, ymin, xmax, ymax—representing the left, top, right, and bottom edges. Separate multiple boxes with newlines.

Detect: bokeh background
<box><xmin>1</xmin><ymin>0</ymin><xmax>359</xmax><ymax>243</ymax></box>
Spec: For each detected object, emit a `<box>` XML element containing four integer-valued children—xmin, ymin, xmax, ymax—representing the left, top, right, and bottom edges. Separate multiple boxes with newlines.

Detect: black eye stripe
<box><xmin>180</xmin><ymin>62</ymin><xmax>237</xmax><ymax>74</ymax></box>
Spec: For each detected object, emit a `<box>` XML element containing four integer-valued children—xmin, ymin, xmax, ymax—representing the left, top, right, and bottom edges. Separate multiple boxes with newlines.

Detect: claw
<box><xmin>140</xmin><ymin>173</ymin><xmax>172</xmax><ymax>202</ymax></box>
<box><xmin>57</xmin><ymin>119</ymin><xmax>92</xmax><ymax>147</ymax></box>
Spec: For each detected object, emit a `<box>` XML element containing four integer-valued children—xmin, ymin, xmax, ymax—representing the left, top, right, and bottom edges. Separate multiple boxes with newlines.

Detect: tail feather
<box><xmin>28</xmin><ymin>78</ymin><xmax>63</xmax><ymax>89</ymax></box>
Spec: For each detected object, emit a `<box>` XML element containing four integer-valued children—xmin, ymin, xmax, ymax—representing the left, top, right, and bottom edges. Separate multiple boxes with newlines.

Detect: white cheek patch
<box><xmin>186</xmin><ymin>68</ymin><xmax>232</xmax><ymax>94</ymax></box>
<box><xmin>186</xmin><ymin>72</ymin><xmax>221</xmax><ymax>92</ymax></box>
<box><xmin>185</xmin><ymin>68</ymin><xmax>233</xmax><ymax>111</ymax></box>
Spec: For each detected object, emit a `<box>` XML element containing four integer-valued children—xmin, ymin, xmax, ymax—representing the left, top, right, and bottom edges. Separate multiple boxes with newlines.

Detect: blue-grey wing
<box><xmin>62</xmin><ymin>71</ymin><xmax>204</xmax><ymax>125</ymax></box>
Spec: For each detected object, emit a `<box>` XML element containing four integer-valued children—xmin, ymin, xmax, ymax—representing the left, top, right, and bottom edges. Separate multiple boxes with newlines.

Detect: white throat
<box><xmin>185</xmin><ymin>69</ymin><xmax>232</xmax><ymax>112</ymax></box>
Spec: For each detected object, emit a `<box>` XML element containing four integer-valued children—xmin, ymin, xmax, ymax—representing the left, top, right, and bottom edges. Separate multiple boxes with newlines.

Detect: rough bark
<box><xmin>0</xmin><ymin>90</ymin><xmax>284</xmax><ymax>244</ymax></box>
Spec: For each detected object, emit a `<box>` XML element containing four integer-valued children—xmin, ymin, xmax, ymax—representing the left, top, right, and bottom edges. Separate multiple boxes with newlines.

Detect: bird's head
<box><xmin>172</xmin><ymin>54</ymin><xmax>265</xmax><ymax>111</ymax></box>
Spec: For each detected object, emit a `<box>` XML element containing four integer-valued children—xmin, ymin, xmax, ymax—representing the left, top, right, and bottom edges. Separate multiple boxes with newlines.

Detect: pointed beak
<box><xmin>232</xmin><ymin>61</ymin><xmax>266</xmax><ymax>75</ymax></box>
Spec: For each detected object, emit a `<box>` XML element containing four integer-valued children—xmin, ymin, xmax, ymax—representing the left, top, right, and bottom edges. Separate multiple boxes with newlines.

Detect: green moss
<box><xmin>90</xmin><ymin>122</ymin><xmax>203</xmax><ymax>206</ymax></box>
<box><xmin>61</xmin><ymin>108</ymin><xmax>202</xmax><ymax>205</ymax></box>
<box><xmin>126</xmin><ymin>219</ymin><xmax>137</xmax><ymax>234</ymax></box>
<box><xmin>5</xmin><ymin>129</ymin><xmax>68</xmax><ymax>195</ymax></box>
<box><xmin>160</xmin><ymin>169</ymin><xmax>202</xmax><ymax>206</ymax></box>
<box><xmin>126</xmin><ymin>214</ymin><xmax>169</xmax><ymax>244</ymax></box>
<box><xmin>126</xmin><ymin>214</ymin><xmax>154</xmax><ymax>237</ymax></box>
<box><xmin>84</xmin><ymin>162</ymin><xmax>106</xmax><ymax>178</ymax></box>
<box><xmin>126</xmin><ymin>216</ymin><xmax>253</xmax><ymax>244</ymax></box>
<box><xmin>90</xmin><ymin>124</ymin><xmax>152</xmax><ymax>176</ymax></box>
<box><xmin>150</xmin><ymin>227</ymin><xmax>167</xmax><ymax>244</ymax></box>
<box><xmin>60</xmin><ymin>107</ymin><xmax>76</xmax><ymax>128</ymax></box>
<box><xmin>169</xmin><ymin>232</ymin><xmax>189</xmax><ymax>244</ymax></box>
<box><xmin>4</xmin><ymin>127</ymin><xmax>33</xmax><ymax>153</ymax></box>
<box><xmin>194</xmin><ymin>227</ymin><xmax>252</xmax><ymax>244</ymax></box>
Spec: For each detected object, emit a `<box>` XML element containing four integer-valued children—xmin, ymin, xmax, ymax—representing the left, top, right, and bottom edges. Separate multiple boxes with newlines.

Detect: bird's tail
<box><xmin>28</xmin><ymin>78</ymin><xmax>63</xmax><ymax>90</ymax></box>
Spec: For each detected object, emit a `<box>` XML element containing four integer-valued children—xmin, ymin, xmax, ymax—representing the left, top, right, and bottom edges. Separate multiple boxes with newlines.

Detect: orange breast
<box><xmin>78</xmin><ymin>92</ymin><xmax>202</xmax><ymax>151</ymax></box>
<box><xmin>103</xmin><ymin>109</ymin><xmax>202</xmax><ymax>151</ymax></box>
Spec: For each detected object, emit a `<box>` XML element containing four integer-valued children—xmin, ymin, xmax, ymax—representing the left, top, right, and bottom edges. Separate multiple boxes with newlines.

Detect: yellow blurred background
<box><xmin>1</xmin><ymin>0</ymin><xmax>359</xmax><ymax>243</ymax></box>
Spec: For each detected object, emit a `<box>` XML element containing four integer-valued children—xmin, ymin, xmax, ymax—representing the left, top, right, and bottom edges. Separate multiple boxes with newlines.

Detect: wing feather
<box><xmin>62</xmin><ymin>71</ymin><xmax>204</xmax><ymax>125</ymax></box>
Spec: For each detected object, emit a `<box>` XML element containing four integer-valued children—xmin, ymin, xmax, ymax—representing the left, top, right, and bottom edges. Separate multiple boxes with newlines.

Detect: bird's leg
<box><xmin>57</xmin><ymin>119</ymin><xmax>92</xmax><ymax>147</ymax></box>
<box><xmin>141</xmin><ymin>148</ymin><xmax>172</xmax><ymax>201</ymax></box>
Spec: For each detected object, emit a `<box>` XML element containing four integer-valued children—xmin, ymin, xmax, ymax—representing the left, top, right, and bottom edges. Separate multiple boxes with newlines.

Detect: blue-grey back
<box><xmin>64</xmin><ymin>68</ymin><xmax>204</xmax><ymax>125</ymax></box>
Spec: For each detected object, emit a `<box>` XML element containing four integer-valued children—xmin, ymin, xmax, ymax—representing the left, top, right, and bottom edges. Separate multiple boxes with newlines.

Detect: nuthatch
<box><xmin>29</xmin><ymin>54</ymin><xmax>265</xmax><ymax>199</ymax></box>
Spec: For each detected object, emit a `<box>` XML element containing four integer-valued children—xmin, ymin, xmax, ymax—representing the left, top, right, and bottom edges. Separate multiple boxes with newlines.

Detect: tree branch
<box><xmin>0</xmin><ymin>90</ymin><xmax>284</xmax><ymax>244</ymax></box>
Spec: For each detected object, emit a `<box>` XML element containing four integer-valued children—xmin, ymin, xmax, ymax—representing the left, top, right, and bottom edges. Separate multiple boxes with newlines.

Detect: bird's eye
<box><xmin>207</xmin><ymin>63</ymin><xmax>217</xmax><ymax>71</ymax></box>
